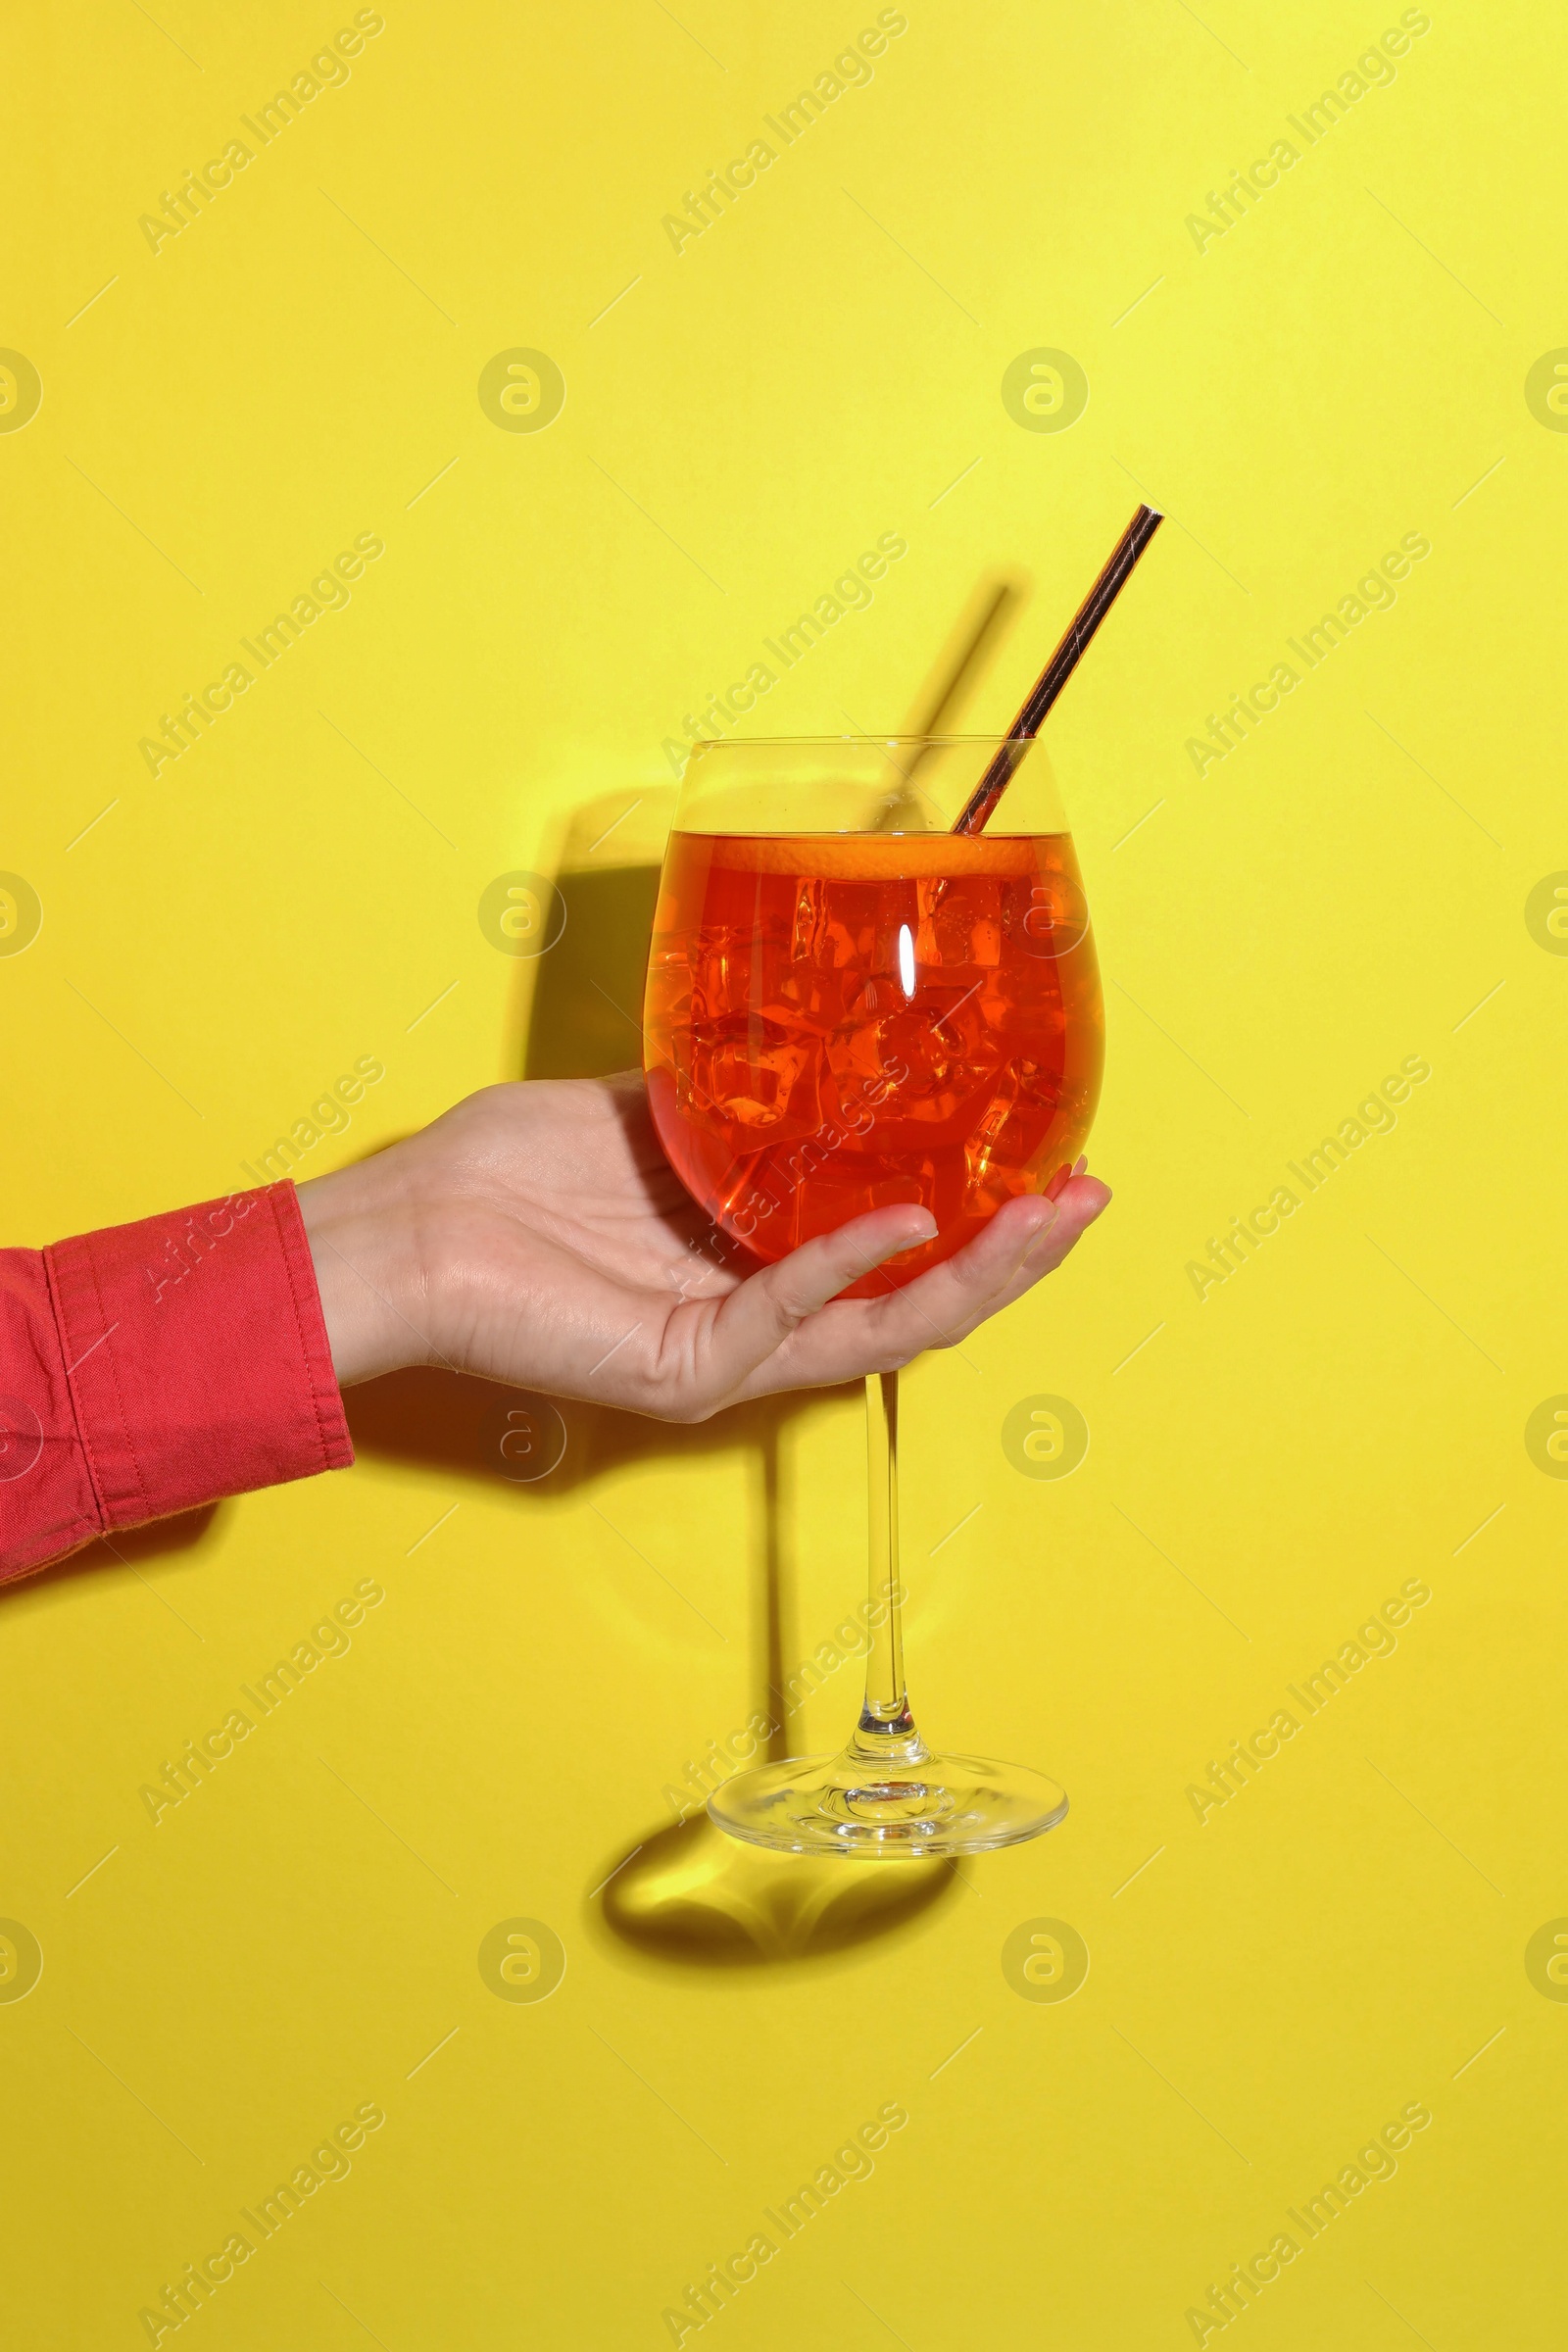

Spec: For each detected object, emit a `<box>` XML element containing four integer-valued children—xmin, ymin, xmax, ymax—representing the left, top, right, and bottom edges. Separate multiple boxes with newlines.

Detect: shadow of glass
<box><xmin>521</xmin><ymin>859</ymin><xmax>662</xmax><ymax>1080</ymax></box>
<box><xmin>593</xmin><ymin>1812</ymin><xmax>958</xmax><ymax>1970</ymax></box>
<box><xmin>515</xmin><ymin>788</ymin><xmax>677</xmax><ymax>1083</ymax></box>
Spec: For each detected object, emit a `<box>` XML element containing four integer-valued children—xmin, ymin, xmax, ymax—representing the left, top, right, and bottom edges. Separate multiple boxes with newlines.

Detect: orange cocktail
<box><xmin>643</xmin><ymin>829</ymin><xmax>1102</xmax><ymax>1293</ymax></box>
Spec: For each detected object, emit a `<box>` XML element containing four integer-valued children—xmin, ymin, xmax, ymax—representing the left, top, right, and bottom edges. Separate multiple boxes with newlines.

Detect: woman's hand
<box><xmin>296</xmin><ymin>1073</ymin><xmax>1109</xmax><ymax>1422</ymax></box>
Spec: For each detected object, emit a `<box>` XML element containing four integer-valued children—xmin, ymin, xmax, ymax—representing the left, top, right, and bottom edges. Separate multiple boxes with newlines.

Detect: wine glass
<box><xmin>642</xmin><ymin>736</ymin><xmax>1103</xmax><ymax>1856</ymax></box>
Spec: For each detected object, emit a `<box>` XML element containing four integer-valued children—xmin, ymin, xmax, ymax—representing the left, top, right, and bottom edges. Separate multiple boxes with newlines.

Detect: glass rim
<box><xmin>673</xmin><ymin>731</ymin><xmax>1064</xmax><ymax>837</ymax></box>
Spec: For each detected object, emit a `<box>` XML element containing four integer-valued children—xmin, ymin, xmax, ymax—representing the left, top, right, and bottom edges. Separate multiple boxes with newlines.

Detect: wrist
<box><xmin>295</xmin><ymin>1157</ymin><xmax>432</xmax><ymax>1387</ymax></box>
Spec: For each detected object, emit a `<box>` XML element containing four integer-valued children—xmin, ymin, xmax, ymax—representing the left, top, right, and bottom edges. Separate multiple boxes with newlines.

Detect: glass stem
<box><xmin>852</xmin><ymin>1371</ymin><xmax>927</xmax><ymax>1766</ymax></box>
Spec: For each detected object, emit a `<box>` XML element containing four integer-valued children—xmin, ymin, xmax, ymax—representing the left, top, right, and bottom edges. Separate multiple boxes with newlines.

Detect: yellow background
<box><xmin>4</xmin><ymin>1</ymin><xmax>1565</xmax><ymax>2343</ymax></box>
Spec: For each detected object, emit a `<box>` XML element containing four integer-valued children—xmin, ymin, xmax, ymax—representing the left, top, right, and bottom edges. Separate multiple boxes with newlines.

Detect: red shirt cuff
<box><xmin>0</xmin><ymin>1183</ymin><xmax>351</xmax><ymax>1584</ymax></box>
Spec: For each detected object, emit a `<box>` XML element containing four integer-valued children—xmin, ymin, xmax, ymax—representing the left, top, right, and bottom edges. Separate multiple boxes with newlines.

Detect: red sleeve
<box><xmin>0</xmin><ymin>1182</ymin><xmax>352</xmax><ymax>1586</ymax></box>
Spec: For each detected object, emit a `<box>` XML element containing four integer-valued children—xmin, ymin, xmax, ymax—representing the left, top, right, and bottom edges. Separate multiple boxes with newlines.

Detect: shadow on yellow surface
<box><xmin>593</xmin><ymin>1811</ymin><xmax>957</xmax><ymax>1970</ymax></box>
<box><xmin>0</xmin><ymin>1503</ymin><xmax>225</xmax><ymax>1612</ymax></box>
<box><xmin>518</xmin><ymin>858</ymin><xmax>662</xmax><ymax>1081</ymax></box>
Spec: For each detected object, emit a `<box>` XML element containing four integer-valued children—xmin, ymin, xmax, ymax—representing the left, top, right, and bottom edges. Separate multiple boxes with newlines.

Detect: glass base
<box><xmin>708</xmin><ymin>1741</ymin><xmax>1068</xmax><ymax>1859</ymax></box>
